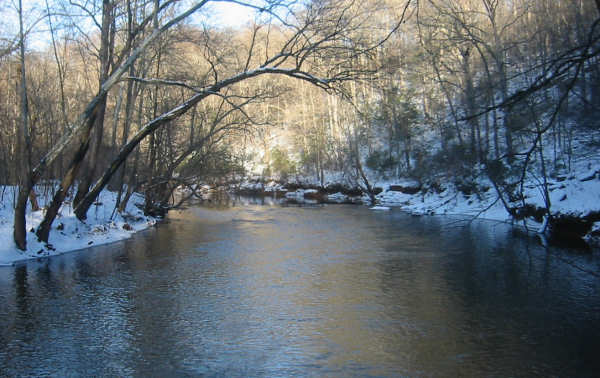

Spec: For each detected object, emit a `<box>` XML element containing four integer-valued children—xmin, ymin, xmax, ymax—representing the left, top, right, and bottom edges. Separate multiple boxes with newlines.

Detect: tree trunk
<box><xmin>28</xmin><ymin>190</ymin><xmax>40</xmax><ymax>211</ymax></box>
<box><xmin>115</xmin><ymin>70</ymin><xmax>138</xmax><ymax>211</ymax></box>
<box><xmin>36</xmin><ymin>143</ymin><xmax>90</xmax><ymax>243</ymax></box>
<box><xmin>13</xmin><ymin>186</ymin><xmax>31</xmax><ymax>251</ymax></box>
<box><xmin>73</xmin><ymin>94</ymin><xmax>108</xmax><ymax>207</ymax></box>
<box><xmin>461</xmin><ymin>48</ymin><xmax>479</xmax><ymax>161</ymax></box>
<box><xmin>74</xmin><ymin>0</ymin><xmax>114</xmax><ymax>207</ymax></box>
<box><xmin>356</xmin><ymin>153</ymin><xmax>376</xmax><ymax>205</ymax></box>
<box><xmin>118</xmin><ymin>147</ymin><xmax>139</xmax><ymax>213</ymax></box>
<box><xmin>13</xmin><ymin>0</ymin><xmax>33</xmax><ymax>250</ymax></box>
<box><xmin>36</xmin><ymin>111</ymin><xmax>97</xmax><ymax>243</ymax></box>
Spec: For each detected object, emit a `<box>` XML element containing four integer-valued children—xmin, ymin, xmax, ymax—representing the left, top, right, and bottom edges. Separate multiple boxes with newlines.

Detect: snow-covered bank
<box><xmin>0</xmin><ymin>187</ymin><xmax>156</xmax><ymax>266</ymax></box>
<box><xmin>226</xmin><ymin>167</ymin><xmax>600</xmax><ymax>247</ymax></box>
<box><xmin>376</xmin><ymin>174</ymin><xmax>600</xmax><ymax>222</ymax></box>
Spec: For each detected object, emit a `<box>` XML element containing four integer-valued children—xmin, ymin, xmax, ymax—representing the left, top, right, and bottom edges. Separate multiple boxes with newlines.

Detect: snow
<box><xmin>264</xmin><ymin>181</ymin><xmax>286</xmax><ymax>192</ymax></box>
<box><xmin>326</xmin><ymin>192</ymin><xmax>348</xmax><ymax>203</ymax></box>
<box><xmin>375</xmin><ymin>183</ymin><xmax>506</xmax><ymax>220</ymax></box>
<box><xmin>371</xmin><ymin>167</ymin><xmax>600</xmax><ymax>238</ymax></box>
<box><xmin>390</xmin><ymin>179</ymin><xmax>421</xmax><ymax>189</ymax></box>
<box><xmin>284</xmin><ymin>190</ymin><xmax>304</xmax><ymax>199</ymax></box>
<box><xmin>0</xmin><ymin>187</ymin><xmax>156</xmax><ymax>267</ymax></box>
<box><xmin>282</xmin><ymin>189</ymin><xmax>312</xmax><ymax>197</ymax></box>
<box><xmin>370</xmin><ymin>206</ymin><xmax>390</xmax><ymax>210</ymax></box>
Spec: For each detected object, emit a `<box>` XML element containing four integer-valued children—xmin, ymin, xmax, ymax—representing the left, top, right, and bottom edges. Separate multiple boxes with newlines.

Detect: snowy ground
<box><xmin>373</xmin><ymin>144</ymin><xmax>600</xmax><ymax>227</ymax></box>
<box><xmin>0</xmin><ymin>187</ymin><xmax>156</xmax><ymax>266</ymax></box>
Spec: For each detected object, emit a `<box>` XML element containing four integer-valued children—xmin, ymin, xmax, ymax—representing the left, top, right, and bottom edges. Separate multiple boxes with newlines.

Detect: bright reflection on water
<box><xmin>1</xmin><ymin>202</ymin><xmax>599</xmax><ymax>376</ymax></box>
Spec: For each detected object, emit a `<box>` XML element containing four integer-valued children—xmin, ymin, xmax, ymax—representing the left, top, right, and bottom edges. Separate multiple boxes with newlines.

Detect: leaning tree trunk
<box><xmin>73</xmin><ymin>97</ymin><xmax>108</xmax><ymax>207</ymax></box>
<box><xmin>36</xmin><ymin>110</ymin><xmax>98</xmax><ymax>243</ymax></box>
<box><xmin>356</xmin><ymin>154</ymin><xmax>376</xmax><ymax>205</ymax></box>
<box><xmin>35</xmin><ymin>151</ymin><xmax>88</xmax><ymax>243</ymax></box>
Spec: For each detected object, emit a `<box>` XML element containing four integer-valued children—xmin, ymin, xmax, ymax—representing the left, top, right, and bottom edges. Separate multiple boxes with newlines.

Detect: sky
<box><xmin>201</xmin><ymin>1</ymin><xmax>256</xmax><ymax>28</ymax></box>
<box><xmin>0</xmin><ymin>0</ymin><xmax>259</xmax><ymax>52</ymax></box>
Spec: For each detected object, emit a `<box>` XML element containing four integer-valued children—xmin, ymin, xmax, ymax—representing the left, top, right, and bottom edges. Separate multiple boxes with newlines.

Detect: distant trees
<box><xmin>255</xmin><ymin>0</ymin><xmax>599</xmax><ymax>212</ymax></box>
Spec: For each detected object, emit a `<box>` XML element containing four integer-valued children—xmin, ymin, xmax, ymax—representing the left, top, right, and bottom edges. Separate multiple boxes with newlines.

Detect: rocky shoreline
<box><xmin>192</xmin><ymin>177</ymin><xmax>600</xmax><ymax>251</ymax></box>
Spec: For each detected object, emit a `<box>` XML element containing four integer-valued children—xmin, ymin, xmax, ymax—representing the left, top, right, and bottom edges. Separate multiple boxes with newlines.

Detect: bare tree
<box><xmin>19</xmin><ymin>0</ymin><xmax>210</xmax><ymax>246</ymax></box>
<box><xmin>13</xmin><ymin>0</ymin><xmax>36</xmax><ymax>250</ymax></box>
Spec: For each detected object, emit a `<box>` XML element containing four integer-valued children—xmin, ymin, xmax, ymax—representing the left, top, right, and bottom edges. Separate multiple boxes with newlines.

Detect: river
<box><xmin>1</xmin><ymin>201</ymin><xmax>599</xmax><ymax>376</ymax></box>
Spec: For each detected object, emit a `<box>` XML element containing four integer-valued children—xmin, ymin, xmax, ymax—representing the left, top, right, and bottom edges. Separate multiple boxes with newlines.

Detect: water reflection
<box><xmin>1</xmin><ymin>203</ymin><xmax>599</xmax><ymax>376</ymax></box>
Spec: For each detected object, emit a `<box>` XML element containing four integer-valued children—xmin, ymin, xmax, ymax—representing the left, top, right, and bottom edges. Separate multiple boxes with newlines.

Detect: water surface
<box><xmin>1</xmin><ymin>203</ymin><xmax>599</xmax><ymax>376</ymax></box>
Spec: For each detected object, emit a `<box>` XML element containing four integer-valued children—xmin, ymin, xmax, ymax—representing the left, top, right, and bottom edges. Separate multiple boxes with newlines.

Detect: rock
<box><xmin>578</xmin><ymin>169</ymin><xmax>598</xmax><ymax>182</ymax></box>
<box><xmin>584</xmin><ymin>222</ymin><xmax>600</xmax><ymax>247</ymax></box>
<box><xmin>510</xmin><ymin>204</ymin><xmax>546</xmax><ymax>222</ymax></box>
<box><xmin>122</xmin><ymin>223</ymin><xmax>133</xmax><ymax>231</ymax></box>
<box><xmin>548</xmin><ymin>211</ymin><xmax>600</xmax><ymax>251</ymax></box>
<box><xmin>283</xmin><ymin>182</ymin><xmax>302</xmax><ymax>192</ymax></box>
<box><xmin>56</xmin><ymin>222</ymin><xmax>64</xmax><ymax>230</ymax></box>
<box><xmin>389</xmin><ymin>181</ymin><xmax>421</xmax><ymax>194</ymax></box>
<box><xmin>429</xmin><ymin>181</ymin><xmax>445</xmax><ymax>193</ymax></box>
<box><xmin>303</xmin><ymin>189</ymin><xmax>325</xmax><ymax>200</ymax></box>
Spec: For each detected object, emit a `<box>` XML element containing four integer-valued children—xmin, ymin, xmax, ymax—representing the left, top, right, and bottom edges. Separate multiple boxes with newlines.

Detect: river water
<box><xmin>1</xmin><ymin>201</ymin><xmax>599</xmax><ymax>376</ymax></box>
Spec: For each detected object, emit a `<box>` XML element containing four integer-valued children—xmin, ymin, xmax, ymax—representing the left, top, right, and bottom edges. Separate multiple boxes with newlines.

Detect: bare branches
<box><xmin>460</xmin><ymin>18</ymin><xmax>600</xmax><ymax>122</ymax></box>
<box><xmin>124</xmin><ymin>76</ymin><xmax>202</xmax><ymax>92</ymax></box>
<box><xmin>4</xmin><ymin>0</ymin><xmax>415</xmax><ymax>229</ymax></box>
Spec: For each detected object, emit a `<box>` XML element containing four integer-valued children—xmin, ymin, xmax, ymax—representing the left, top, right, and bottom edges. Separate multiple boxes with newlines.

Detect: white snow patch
<box><xmin>0</xmin><ymin>187</ymin><xmax>156</xmax><ymax>266</ymax></box>
<box><xmin>326</xmin><ymin>192</ymin><xmax>348</xmax><ymax>203</ymax></box>
<box><xmin>285</xmin><ymin>190</ymin><xmax>304</xmax><ymax>199</ymax></box>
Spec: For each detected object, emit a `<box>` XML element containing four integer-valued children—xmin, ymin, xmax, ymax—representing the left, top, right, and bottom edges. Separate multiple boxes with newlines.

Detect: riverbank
<box><xmin>2</xmin><ymin>164</ymin><xmax>598</xmax><ymax>267</ymax></box>
<box><xmin>0</xmin><ymin>187</ymin><xmax>156</xmax><ymax>266</ymax></box>
<box><xmin>226</xmin><ymin>169</ymin><xmax>600</xmax><ymax>248</ymax></box>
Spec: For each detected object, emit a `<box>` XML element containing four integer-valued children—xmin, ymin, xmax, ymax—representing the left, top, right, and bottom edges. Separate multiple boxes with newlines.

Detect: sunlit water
<box><xmin>1</xmin><ymin>201</ymin><xmax>599</xmax><ymax>376</ymax></box>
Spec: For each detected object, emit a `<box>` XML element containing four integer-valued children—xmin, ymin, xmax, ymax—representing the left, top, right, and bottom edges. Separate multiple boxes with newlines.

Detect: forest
<box><xmin>1</xmin><ymin>0</ymin><xmax>599</xmax><ymax>253</ymax></box>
